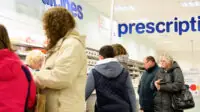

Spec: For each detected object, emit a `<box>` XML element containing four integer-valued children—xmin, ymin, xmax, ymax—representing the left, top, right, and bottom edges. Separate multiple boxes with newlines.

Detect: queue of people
<box><xmin>0</xmin><ymin>6</ymin><xmax>190</xmax><ymax>112</ymax></box>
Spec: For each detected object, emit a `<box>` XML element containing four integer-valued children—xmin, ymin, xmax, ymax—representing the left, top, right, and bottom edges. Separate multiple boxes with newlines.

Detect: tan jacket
<box><xmin>34</xmin><ymin>30</ymin><xmax>87</xmax><ymax>112</ymax></box>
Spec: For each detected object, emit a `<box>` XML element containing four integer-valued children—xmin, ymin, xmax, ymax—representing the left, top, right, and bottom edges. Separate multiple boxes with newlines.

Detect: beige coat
<box><xmin>34</xmin><ymin>30</ymin><xmax>87</xmax><ymax>112</ymax></box>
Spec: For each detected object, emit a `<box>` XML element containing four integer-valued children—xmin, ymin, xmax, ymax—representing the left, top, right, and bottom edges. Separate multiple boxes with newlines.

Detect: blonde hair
<box><xmin>26</xmin><ymin>50</ymin><xmax>45</xmax><ymax>67</ymax></box>
<box><xmin>160</xmin><ymin>53</ymin><xmax>173</xmax><ymax>63</ymax></box>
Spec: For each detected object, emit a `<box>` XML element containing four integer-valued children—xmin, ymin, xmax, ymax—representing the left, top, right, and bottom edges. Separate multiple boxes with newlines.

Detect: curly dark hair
<box><xmin>0</xmin><ymin>24</ymin><xmax>12</xmax><ymax>51</ymax></box>
<box><xmin>43</xmin><ymin>7</ymin><xmax>76</xmax><ymax>50</ymax></box>
<box><xmin>112</xmin><ymin>44</ymin><xmax>128</xmax><ymax>56</ymax></box>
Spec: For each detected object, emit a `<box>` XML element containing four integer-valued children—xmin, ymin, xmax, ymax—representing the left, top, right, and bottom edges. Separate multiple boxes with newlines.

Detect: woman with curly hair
<box><xmin>34</xmin><ymin>7</ymin><xmax>87</xmax><ymax>112</ymax></box>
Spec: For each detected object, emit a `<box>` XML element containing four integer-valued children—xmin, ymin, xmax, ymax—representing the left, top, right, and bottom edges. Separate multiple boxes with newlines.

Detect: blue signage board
<box><xmin>42</xmin><ymin>0</ymin><xmax>83</xmax><ymax>20</ymax></box>
<box><xmin>118</xmin><ymin>16</ymin><xmax>200</xmax><ymax>37</ymax></box>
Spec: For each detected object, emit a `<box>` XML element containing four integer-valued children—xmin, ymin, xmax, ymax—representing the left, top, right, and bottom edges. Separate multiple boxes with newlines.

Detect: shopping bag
<box><xmin>35</xmin><ymin>88</ymin><xmax>46</xmax><ymax>112</ymax></box>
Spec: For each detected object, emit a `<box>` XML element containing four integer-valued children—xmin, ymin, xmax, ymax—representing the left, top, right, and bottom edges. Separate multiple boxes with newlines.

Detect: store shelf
<box><xmin>85</xmin><ymin>47</ymin><xmax>144</xmax><ymax>81</ymax></box>
<box><xmin>128</xmin><ymin>67</ymin><xmax>140</xmax><ymax>71</ymax></box>
<box><xmin>88</xmin><ymin>64</ymin><xmax>96</xmax><ymax>67</ymax></box>
<box><xmin>86</xmin><ymin>47</ymin><xmax>99</xmax><ymax>52</ymax></box>
<box><xmin>16</xmin><ymin>52</ymin><xmax>28</xmax><ymax>56</ymax></box>
<box><xmin>12</xmin><ymin>41</ymin><xmax>44</xmax><ymax>48</ymax></box>
<box><xmin>87</xmin><ymin>55</ymin><xmax>99</xmax><ymax>60</ymax></box>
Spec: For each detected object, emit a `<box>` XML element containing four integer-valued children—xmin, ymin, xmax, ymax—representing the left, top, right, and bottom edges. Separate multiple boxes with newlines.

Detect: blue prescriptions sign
<box><xmin>118</xmin><ymin>16</ymin><xmax>200</xmax><ymax>37</ymax></box>
<box><xmin>42</xmin><ymin>0</ymin><xmax>83</xmax><ymax>20</ymax></box>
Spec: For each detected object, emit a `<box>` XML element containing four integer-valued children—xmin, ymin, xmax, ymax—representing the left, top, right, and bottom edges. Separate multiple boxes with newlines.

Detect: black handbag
<box><xmin>171</xmin><ymin>85</ymin><xmax>195</xmax><ymax>110</ymax></box>
<box><xmin>171</xmin><ymin>71</ymin><xmax>195</xmax><ymax>110</ymax></box>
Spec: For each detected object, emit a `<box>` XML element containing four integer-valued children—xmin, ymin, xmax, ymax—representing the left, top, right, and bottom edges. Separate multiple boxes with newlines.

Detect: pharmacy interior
<box><xmin>1</xmin><ymin>0</ymin><xmax>200</xmax><ymax>112</ymax></box>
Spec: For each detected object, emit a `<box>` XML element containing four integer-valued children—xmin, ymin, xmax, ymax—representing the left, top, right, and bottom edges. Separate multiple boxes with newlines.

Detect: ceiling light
<box><xmin>181</xmin><ymin>2</ymin><xmax>188</xmax><ymax>7</ymax></box>
<box><xmin>181</xmin><ymin>1</ymin><xmax>200</xmax><ymax>7</ymax></box>
<box><xmin>130</xmin><ymin>18</ymin><xmax>150</xmax><ymax>23</ymax></box>
<box><xmin>195</xmin><ymin>1</ymin><xmax>200</xmax><ymax>6</ymax></box>
<box><xmin>115</xmin><ymin>5</ymin><xmax>135</xmax><ymax>11</ymax></box>
<box><xmin>188</xmin><ymin>2</ymin><xmax>195</xmax><ymax>6</ymax></box>
<box><xmin>163</xmin><ymin>41</ymin><xmax>173</xmax><ymax>44</ymax></box>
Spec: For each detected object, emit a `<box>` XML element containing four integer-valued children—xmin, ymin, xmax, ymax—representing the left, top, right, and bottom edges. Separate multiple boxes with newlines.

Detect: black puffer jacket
<box><xmin>152</xmin><ymin>61</ymin><xmax>184</xmax><ymax>112</ymax></box>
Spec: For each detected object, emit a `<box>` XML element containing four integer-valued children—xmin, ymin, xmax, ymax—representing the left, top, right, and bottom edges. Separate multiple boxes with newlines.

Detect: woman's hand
<box><xmin>154</xmin><ymin>79</ymin><xmax>161</xmax><ymax>91</ymax></box>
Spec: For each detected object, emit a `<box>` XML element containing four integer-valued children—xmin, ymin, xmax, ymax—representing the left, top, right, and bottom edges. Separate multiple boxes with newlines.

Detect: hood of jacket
<box><xmin>47</xmin><ymin>29</ymin><xmax>86</xmax><ymax>56</ymax></box>
<box><xmin>171</xmin><ymin>61</ymin><xmax>180</xmax><ymax>69</ymax></box>
<box><xmin>0</xmin><ymin>49</ymin><xmax>22</xmax><ymax>80</ymax></box>
<box><xmin>94</xmin><ymin>58</ymin><xmax>124</xmax><ymax>78</ymax></box>
<box><xmin>168</xmin><ymin>61</ymin><xmax>180</xmax><ymax>72</ymax></box>
<box><xmin>115</xmin><ymin>55</ymin><xmax>129</xmax><ymax>64</ymax></box>
<box><xmin>0</xmin><ymin>49</ymin><xmax>21</xmax><ymax>63</ymax></box>
<box><xmin>68</xmin><ymin>29</ymin><xmax>86</xmax><ymax>47</ymax></box>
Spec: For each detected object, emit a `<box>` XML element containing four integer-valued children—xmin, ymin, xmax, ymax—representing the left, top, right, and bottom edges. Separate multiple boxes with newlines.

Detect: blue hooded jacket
<box><xmin>85</xmin><ymin>58</ymin><xmax>136</xmax><ymax>112</ymax></box>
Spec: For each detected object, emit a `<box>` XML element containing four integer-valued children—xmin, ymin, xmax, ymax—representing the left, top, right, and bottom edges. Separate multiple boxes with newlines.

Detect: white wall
<box><xmin>75</xmin><ymin>0</ymin><xmax>157</xmax><ymax>61</ymax></box>
<box><xmin>157</xmin><ymin>50</ymin><xmax>200</xmax><ymax>71</ymax></box>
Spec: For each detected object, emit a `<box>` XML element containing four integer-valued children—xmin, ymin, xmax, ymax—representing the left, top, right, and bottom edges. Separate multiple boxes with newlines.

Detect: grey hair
<box><xmin>160</xmin><ymin>53</ymin><xmax>173</xmax><ymax>63</ymax></box>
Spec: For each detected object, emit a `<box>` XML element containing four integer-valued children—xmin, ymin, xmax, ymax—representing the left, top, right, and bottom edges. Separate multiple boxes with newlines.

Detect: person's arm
<box><xmin>138</xmin><ymin>77</ymin><xmax>141</xmax><ymax>94</ymax></box>
<box><xmin>126</xmin><ymin>75</ymin><xmax>137</xmax><ymax>112</ymax></box>
<box><xmin>34</xmin><ymin>42</ymin><xmax>84</xmax><ymax>89</ymax></box>
<box><xmin>85</xmin><ymin>70</ymin><xmax>95</xmax><ymax>100</ymax></box>
<box><xmin>160</xmin><ymin>68</ymin><xmax>184</xmax><ymax>92</ymax></box>
<box><xmin>151</xmin><ymin>72</ymin><xmax>159</xmax><ymax>91</ymax></box>
<box><xmin>138</xmin><ymin>74</ymin><xmax>143</xmax><ymax>110</ymax></box>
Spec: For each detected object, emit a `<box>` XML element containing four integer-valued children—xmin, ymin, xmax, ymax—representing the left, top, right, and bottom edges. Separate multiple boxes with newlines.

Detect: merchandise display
<box><xmin>86</xmin><ymin>47</ymin><xmax>99</xmax><ymax>73</ymax></box>
<box><xmin>11</xmin><ymin>39</ymin><xmax>47</xmax><ymax>62</ymax></box>
<box><xmin>12</xmin><ymin>38</ymin><xmax>144</xmax><ymax>87</ymax></box>
<box><xmin>86</xmin><ymin>47</ymin><xmax>145</xmax><ymax>80</ymax></box>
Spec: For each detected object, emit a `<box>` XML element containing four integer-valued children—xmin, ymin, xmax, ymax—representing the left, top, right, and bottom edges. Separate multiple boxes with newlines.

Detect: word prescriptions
<box><xmin>118</xmin><ymin>16</ymin><xmax>200</xmax><ymax>37</ymax></box>
<box><xmin>42</xmin><ymin>0</ymin><xmax>83</xmax><ymax>20</ymax></box>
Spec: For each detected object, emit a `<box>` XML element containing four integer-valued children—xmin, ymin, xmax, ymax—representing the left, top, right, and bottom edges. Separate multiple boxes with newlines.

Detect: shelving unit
<box><xmin>13</xmin><ymin>43</ymin><xmax>145</xmax><ymax>80</ymax></box>
<box><xmin>86</xmin><ymin>47</ymin><xmax>99</xmax><ymax>73</ymax></box>
<box><xmin>16</xmin><ymin>51</ymin><xmax>29</xmax><ymax>57</ymax></box>
<box><xmin>12</xmin><ymin>41</ymin><xmax>44</xmax><ymax>48</ymax></box>
<box><xmin>86</xmin><ymin>47</ymin><xmax>145</xmax><ymax>80</ymax></box>
<box><xmin>11</xmin><ymin>40</ymin><xmax>46</xmax><ymax>61</ymax></box>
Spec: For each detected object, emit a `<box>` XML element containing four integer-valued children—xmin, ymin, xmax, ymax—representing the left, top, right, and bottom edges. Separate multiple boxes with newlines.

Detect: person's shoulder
<box><xmin>173</xmin><ymin>67</ymin><xmax>182</xmax><ymax>74</ymax></box>
<box><xmin>63</xmin><ymin>30</ymin><xmax>85</xmax><ymax>48</ymax></box>
<box><xmin>62</xmin><ymin>37</ymin><xmax>80</xmax><ymax>47</ymax></box>
<box><xmin>155</xmin><ymin>66</ymin><xmax>162</xmax><ymax>72</ymax></box>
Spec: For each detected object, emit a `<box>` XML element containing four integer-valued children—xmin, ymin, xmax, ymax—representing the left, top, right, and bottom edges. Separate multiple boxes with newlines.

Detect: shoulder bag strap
<box><xmin>21</xmin><ymin>65</ymin><xmax>33</xmax><ymax>112</ymax></box>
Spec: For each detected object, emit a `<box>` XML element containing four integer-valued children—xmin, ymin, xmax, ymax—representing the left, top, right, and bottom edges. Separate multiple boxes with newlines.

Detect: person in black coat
<box><xmin>152</xmin><ymin>54</ymin><xmax>184</xmax><ymax>112</ymax></box>
<box><xmin>138</xmin><ymin>56</ymin><xmax>159</xmax><ymax>112</ymax></box>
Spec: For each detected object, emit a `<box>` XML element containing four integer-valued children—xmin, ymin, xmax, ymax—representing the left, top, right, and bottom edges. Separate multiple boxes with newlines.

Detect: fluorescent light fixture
<box><xmin>163</xmin><ymin>41</ymin><xmax>173</xmax><ymax>44</ymax></box>
<box><xmin>181</xmin><ymin>1</ymin><xmax>200</xmax><ymax>7</ymax></box>
<box><xmin>195</xmin><ymin>1</ymin><xmax>200</xmax><ymax>6</ymax></box>
<box><xmin>130</xmin><ymin>18</ymin><xmax>149</xmax><ymax>23</ymax></box>
<box><xmin>115</xmin><ymin>5</ymin><xmax>135</xmax><ymax>11</ymax></box>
